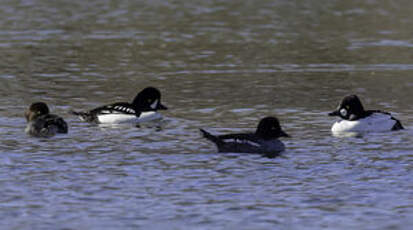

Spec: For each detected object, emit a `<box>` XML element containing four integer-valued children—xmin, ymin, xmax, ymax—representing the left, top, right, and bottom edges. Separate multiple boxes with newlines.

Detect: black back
<box><xmin>44</xmin><ymin>114</ymin><xmax>68</xmax><ymax>133</ymax></box>
<box><xmin>90</xmin><ymin>102</ymin><xmax>138</xmax><ymax>115</ymax></box>
<box><xmin>36</xmin><ymin>114</ymin><xmax>68</xmax><ymax>134</ymax></box>
<box><xmin>212</xmin><ymin>116</ymin><xmax>289</xmax><ymax>141</ymax></box>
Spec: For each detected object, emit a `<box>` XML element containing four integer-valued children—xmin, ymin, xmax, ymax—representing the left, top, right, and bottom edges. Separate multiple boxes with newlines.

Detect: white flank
<box><xmin>97</xmin><ymin>111</ymin><xmax>163</xmax><ymax>124</ymax></box>
<box><xmin>331</xmin><ymin>113</ymin><xmax>396</xmax><ymax>134</ymax></box>
<box><xmin>223</xmin><ymin>139</ymin><xmax>261</xmax><ymax>147</ymax></box>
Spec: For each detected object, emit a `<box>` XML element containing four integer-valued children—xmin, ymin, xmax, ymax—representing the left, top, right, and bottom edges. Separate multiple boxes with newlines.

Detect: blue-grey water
<box><xmin>0</xmin><ymin>0</ymin><xmax>412</xmax><ymax>229</ymax></box>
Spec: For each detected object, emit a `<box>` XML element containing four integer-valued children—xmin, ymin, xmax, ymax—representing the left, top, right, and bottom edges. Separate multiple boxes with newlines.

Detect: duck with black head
<box><xmin>70</xmin><ymin>87</ymin><xmax>168</xmax><ymax>124</ymax></box>
<box><xmin>200</xmin><ymin>116</ymin><xmax>289</xmax><ymax>157</ymax></box>
<box><xmin>328</xmin><ymin>95</ymin><xmax>403</xmax><ymax>134</ymax></box>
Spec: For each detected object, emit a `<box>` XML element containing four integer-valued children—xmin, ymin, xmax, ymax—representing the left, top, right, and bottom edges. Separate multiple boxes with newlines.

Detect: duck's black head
<box><xmin>255</xmin><ymin>116</ymin><xmax>289</xmax><ymax>140</ymax></box>
<box><xmin>132</xmin><ymin>87</ymin><xmax>168</xmax><ymax>111</ymax></box>
<box><xmin>25</xmin><ymin>102</ymin><xmax>50</xmax><ymax>122</ymax></box>
<box><xmin>328</xmin><ymin>95</ymin><xmax>365</xmax><ymax>121</ymax></box>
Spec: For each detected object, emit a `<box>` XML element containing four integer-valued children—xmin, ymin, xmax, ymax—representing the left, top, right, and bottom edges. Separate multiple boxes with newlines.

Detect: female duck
<box><xmin>25</xmin><ymin>102</ymin><xmax>68</xmax><ymax>137</ymax></box>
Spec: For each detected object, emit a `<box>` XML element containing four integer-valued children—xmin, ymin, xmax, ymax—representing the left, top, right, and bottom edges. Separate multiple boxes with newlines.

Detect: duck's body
<box><xmin>95</xmin><ymin>111</ymin><xmax>162</xmax><ymax>124</ymax></box>
<box><xmin>329</xmin><ymin>95</ymin><xmax>403</xmax><ymax>134</ymax></box>
<box><xmin>200</xmin><ymin>117</ymin><xmax>289</xmax><ymax>157</ymax></box>
<box><xmin>25</xmin><ymin>102</ymin><xmax>68</xmax><ymax>137</ymax></box>
<box><xmin>200</xmin><ymin>130</ymin><xmax>286</xmax><ymax>154</ymax></box>
<box><xmin>331</xmin><ymin>111</ymin><xmax>403</xmax><ymax>133</ymax></box>
<box><xmin>72</xmin><ymin>102</ymin><xmax>163</xmax><ymax>124</ymax></box>
<box><xmin>71</xmin><ymin>87</ymin><xmax>167</xmax><ymax>124</ymax></box>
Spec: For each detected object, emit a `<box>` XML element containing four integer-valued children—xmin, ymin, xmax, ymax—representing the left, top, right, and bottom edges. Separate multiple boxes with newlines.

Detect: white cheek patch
<box><xmin>340</xmin><ymin>108</ymin><xmax>347</xmax><ymax>117</ymax></box>
<box><xmin>150</xmin><ymin>99</ymin><xmax>159</xmax><ymax>109</ymax></box>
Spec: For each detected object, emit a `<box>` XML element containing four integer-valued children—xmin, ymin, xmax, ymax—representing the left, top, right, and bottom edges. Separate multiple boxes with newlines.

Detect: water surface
<box><xmin>0</xmin><ymin>0</ymin><xmax>412</xmax><ymax>229</ymax></box>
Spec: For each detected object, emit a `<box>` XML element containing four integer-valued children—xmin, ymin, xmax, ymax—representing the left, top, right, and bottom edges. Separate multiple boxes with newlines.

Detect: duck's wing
<box><xmin>90</xmin><ymin>102</ymin><xmax>138</xmax><ymax>115</ymax></box>
<box><xmin>366</xmin><ymin>110</ymin><xmax>404</xmax><ymax>131</ymax></box>
<box><xmin>26</xmin><ymin>115</ymin><xmax>59</xmax><ymax>137</ymax></box>
<box><xmin>71</xmin><ymin>102</ymin><xmax>139</xmax><ymax>123</ymax></box>
<box><xmin>217</xmin><ymin>133</ymin><xmax>259</xmax><ymax>142</ymax></box>
<box><xmin>44</xmin><ymin>114</ymin><xmax>68</xmax><ymax>133</ymax></box>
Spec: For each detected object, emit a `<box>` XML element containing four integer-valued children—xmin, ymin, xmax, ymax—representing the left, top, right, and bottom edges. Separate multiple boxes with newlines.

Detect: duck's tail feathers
<box><xmin>200</xmin><ymin>129</ymin><xmax>223</xmax><ymax>145</ymax></box>
<box><xmin>392</xmin><ymin>119</ymin><xmax>404</xmax><ymax>131</ymax></box>
<box><xmin>69</xmin><ymin>110</ymin><xmax>96</xmax><ymax>123</ymax></box>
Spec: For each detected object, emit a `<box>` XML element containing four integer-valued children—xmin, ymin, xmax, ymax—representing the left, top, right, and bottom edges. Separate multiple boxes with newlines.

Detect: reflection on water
<box><xmin>0</xmin><ymin>0</ymin><xmax>412</xmax><ymax>229</ymax></box>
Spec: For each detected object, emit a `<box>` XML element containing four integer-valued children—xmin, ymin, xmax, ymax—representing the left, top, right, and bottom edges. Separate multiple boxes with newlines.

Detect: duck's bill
<box><xmin>157</xmin><ymin>103</ymin><xmax>168</xmax><ymax>110</ymax></box>
<box><xmin>328</xmin><ymin>110</ymin><xmax>339</xmax><ymax>116</ymax></box>
<box><xmin>280</xmin><ymin>130</ymin><xmax>290</xmax><ymax>137</ymax></box>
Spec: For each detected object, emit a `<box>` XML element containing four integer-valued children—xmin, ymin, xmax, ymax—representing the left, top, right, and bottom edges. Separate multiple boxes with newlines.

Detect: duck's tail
<box><xmin>69</xmin><ymin>110</ymin><xmax>96</xmax><ymax>123</ymax></box>
<box><xmin>392</xmin><ymin>119</ymin><xmax>404</xmax><ymax>131</ymax></box>
<box><xmin>200</xmin><ymin>129</ymin><xmax>223</xmax><ymax>146</ymax></box>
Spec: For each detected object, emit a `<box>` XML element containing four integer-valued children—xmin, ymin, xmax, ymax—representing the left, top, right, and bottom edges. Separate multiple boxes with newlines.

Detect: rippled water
<box><xmin>0</xmin><ymin>0</ymin><xmax>412</xmax><ymax>229</ymax></box>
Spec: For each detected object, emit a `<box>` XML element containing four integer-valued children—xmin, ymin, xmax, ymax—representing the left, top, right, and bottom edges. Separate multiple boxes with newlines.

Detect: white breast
<box><xmin>97</xmin><ymin>111</ymin><xmax>163</xmax><ymax>124</ymax></box>
<box><xmin>331</xmin><ymin>113</ymin><xmax>396</xmax><ymax>134</ymax></box>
